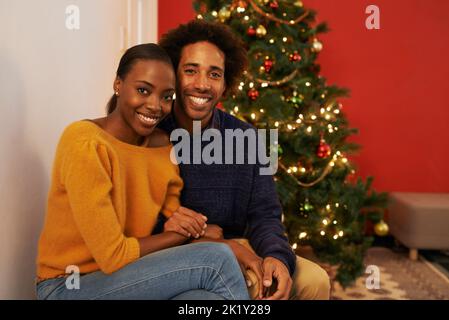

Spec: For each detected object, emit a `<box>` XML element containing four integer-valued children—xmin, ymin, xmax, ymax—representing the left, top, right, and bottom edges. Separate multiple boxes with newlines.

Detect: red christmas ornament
<box><xmin>316</xmin><ymin>137</ymin><xmax>331</xmax><ymax>158</ymax></box>
<box><xmin>199</xmin><ymin>3</ymin><xmax>208</xmax><ymax>14</ymax></box>
<box><xmin>289</xmin><ymin>51</ymin><xmax>302</xmax><ymax>62</ymax></box>
<box><xmin>263</xmin><ymin>58</ymin><xmax>273</xmax><ymax>73</ymax></box>
<box><xmin>216</xmin><ymin>101</ymin><xmax>224</xmax><ymax>111</ymax></box>
<box><xmin>247</xmin><ymin>26</ymin><xmax>256</xmax><ymax>37</ymax></box>
<box><xmin>248</xmin><ymin>88</ymin><xmax>259</xmax><ymax>101</ymax></box>
<box><xmin>270</xmin><ymin>1</ymin><xmax>279</xmax><ymax>9</ymax></box>
<box><xmin>345</xmin><ymin>171</ymin><xmax>357</xmax><ymax>184</ymax></box>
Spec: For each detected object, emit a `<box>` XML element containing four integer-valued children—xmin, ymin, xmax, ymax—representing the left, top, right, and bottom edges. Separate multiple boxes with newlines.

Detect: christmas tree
<box><xmin>193</xmin><ymin>0</ymin><xmax>388</xmax><ymax>287</ymax></box>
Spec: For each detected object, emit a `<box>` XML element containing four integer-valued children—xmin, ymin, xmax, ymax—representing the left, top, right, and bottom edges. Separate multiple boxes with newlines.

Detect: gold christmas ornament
<box><xmin>218</xmin><ymin>7</ymin><xmax>231</xmax><ymax>22</ymax></box>
<box><xmin>256</xmin><ymin>25</ymin><xmax>267</xmax><ymax>37</ymax></box>
<box><xmin>294</xmin><ymin>0</ymin><xmax>303</xmax><ymax>7</ymax></box>
<box><xmin>311</xmin><ymin>38</ymin><xmax>323</xmax><ymax>52</ymax></box>
<box><xmin>374</xmin><ymin>220</ymin><xmax>389</xmax><ymax>237</ymax></box>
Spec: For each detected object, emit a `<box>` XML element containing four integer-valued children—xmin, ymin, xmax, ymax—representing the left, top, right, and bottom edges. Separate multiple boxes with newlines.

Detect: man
<box><xmin>157</xmin><ymin>20</ymin><xmax>330</xmax><ymax>300</ymax></box>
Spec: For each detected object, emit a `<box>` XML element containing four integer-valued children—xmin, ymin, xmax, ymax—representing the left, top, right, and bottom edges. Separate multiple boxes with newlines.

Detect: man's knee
<box><xmin>292</xmin><ymin>257</ymin><xmax>331</xmax><ymax>300</ymax></box>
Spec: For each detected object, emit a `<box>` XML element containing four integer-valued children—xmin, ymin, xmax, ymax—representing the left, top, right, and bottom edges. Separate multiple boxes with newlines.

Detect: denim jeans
<box><xmin>36</xmin><ymin>242</ymin><xmax>249</xmax><ymax>300</ymax></box>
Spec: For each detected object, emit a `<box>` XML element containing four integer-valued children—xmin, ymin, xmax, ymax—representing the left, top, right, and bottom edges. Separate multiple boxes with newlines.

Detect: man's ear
<box><xmin>221</xmin><ymin>83</ymin><xmax>228</xmax><ymax>98</ymax></box>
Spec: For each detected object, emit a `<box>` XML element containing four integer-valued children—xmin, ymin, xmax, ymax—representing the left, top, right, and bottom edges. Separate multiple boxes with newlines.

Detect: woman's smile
<box><xmin>135</xmin><ymin>111</ymin><xmax>161</xmax><ymax>126</ymax></box>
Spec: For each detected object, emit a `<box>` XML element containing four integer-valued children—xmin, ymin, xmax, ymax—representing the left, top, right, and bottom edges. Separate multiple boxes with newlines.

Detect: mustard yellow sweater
<box><xmin>36</xmin><ymin>121</ymin><xmax>183</xmax><ymax>280</ymax></box>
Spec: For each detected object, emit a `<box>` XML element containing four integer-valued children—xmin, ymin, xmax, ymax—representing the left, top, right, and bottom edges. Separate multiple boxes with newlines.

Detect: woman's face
<box><xmin>114</xmin><ymin>59</ymin><xmax>176</xmax><ymax>139</ymax></box>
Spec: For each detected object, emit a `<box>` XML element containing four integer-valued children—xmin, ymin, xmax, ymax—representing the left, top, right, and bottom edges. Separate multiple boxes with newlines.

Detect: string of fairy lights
<box><xmin>281</xmin><ymin>197</ymin><xmax>350</xmax><ymax>250</ymax></box>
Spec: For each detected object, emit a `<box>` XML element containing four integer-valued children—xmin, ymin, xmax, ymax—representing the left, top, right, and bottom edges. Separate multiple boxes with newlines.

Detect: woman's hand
<box><xmin>202</xmin><ymin>224</ymin><xmax>223</xmax><ymax>240</ymax></box>
<box><xmin>164</xmin><ymin>206</ymin><xmax>207</xmax><ymax>239</ymax></box>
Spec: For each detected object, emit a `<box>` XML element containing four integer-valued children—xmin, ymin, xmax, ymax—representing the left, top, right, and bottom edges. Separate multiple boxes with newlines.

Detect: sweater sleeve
<box><xmin>246</xmin><ymin>166</ymin><xmax>296</xmax><ymax>276</ymax></box>
<box><xmin>161</xmin><ymin>164</ymin><xmax>183</xmax><ymax>218</ymax></box>
<box><xmin>244</xmin><ymin>133</ymin><xmax>297</xmax><ymax>276</ymax></box>
<box><xmin>61</xmin><ymin>139</ymin><xmax>140</xmax><ymax>274</ymax></box>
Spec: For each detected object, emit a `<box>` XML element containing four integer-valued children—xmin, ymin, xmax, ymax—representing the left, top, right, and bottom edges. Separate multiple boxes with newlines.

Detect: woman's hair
<box><xmin>106</xmin><ymin>43</ymin><xmax>174</xmax><ymax>114</ymax></box>
<box><xmin>159</xmin><ymin>20</ymin><xmax>248</xmax><ymax>96</ymax></box>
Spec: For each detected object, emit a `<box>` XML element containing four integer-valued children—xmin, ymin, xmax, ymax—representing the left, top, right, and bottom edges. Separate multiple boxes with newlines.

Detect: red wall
<box><xmin>158</xmin><ymin>0</ymin><xmax>449</xmax><ymax>193</ymax></box>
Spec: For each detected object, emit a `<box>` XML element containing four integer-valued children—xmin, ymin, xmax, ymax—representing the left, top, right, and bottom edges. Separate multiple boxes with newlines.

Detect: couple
<box><xmin>36</xmin><ymin>20</ymin><xmax>330</xmax><ymax>300</ymax></box>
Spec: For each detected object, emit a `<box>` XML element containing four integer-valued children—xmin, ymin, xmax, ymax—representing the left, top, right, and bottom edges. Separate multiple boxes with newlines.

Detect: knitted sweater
<box><xmin>36</xmin><ymin>121</ymin><xmax>182</xmax><ymax>280</ymax></box>
<box><xmin>158</xmin><ymin>109</ymin><xmax>296</xmax><ymax>276</ymax></box>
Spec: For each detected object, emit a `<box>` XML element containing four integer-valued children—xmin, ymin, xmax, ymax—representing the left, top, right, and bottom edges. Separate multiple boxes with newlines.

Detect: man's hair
<box><xmin>159</xmin><ymin>20</ymin><xmax>248</xmax><ymax>95</ymax></box>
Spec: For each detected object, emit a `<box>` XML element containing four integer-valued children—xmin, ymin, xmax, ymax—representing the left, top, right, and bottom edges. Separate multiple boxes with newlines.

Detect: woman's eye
<box><xmin>163</xmin><ymin>94</ymin><xmax>174</xmax><ymax>102</ymax></box>
<box><xmin>137</xmin><ymin>88</ymin><xmax>149</xmax><ymax>95</ymax></box>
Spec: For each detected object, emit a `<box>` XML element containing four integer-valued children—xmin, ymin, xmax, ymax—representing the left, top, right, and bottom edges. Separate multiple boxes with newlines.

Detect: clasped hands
<box><xmin>164</xmin><ymin>206</ymin><xmax>292</xmax><ymax>300</ymax></box>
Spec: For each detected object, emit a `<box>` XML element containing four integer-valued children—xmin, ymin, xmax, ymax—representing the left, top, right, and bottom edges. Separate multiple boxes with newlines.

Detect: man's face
<box><xmin>176</xmin><ymin>41</ymin><xmax>226</xmax><ymax>122</ymax></box>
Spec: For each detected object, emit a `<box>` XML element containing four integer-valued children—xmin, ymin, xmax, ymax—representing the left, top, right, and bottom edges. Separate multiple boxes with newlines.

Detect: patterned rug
<box><xmin>328</xmin><ymin>247</ymin><xmax>449</xmax><ymax>300</ymax></box>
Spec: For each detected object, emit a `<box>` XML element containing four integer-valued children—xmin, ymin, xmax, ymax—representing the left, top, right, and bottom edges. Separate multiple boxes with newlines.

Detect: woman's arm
<box><xmin>137</xmin><ymin>231</ymin><xmax>189</xmax><ymax>258</ymax></box>
<box><xmin>62</xmin><ymin>140</ymin><xmax>141</xmax><ymax>274</ymax></box>
<box><xmin>137</xmin><ymin>207</ymin><xmax>209</xmax><ymax>258</ymax></box>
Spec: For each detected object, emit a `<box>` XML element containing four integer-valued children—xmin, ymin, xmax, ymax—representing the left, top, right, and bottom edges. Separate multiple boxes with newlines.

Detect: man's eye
<box><xmin>184</xmin><ymin>69</ymin><xmax>195</xmax><ymax>74</ymax></box>
<box><xmin>137</xmin><ymin>88</ymin><xmax>148</xmax><ymax>95</ymax></box>
<box><xmin>211</xmin><ymin>72</ymin><xmax>222</xmax><ymax>79</ymax></box>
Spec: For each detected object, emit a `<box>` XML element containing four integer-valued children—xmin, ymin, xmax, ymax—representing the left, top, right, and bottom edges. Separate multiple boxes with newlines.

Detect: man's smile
<box><xmin>187</xmin><ymin>95</ymin><xmax>212</xmax><ymax>107</ymax></box>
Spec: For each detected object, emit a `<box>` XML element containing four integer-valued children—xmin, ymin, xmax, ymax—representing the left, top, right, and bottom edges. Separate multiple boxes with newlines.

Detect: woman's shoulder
<box><xmin>63</xmin><ymin>119</ymin><xmax>101</xmax><ymax>134</ymax></box>
<box><xmin>58</xmin><ymin>120</ymin><xmax>105</xmax><ymax>147</ymax></box>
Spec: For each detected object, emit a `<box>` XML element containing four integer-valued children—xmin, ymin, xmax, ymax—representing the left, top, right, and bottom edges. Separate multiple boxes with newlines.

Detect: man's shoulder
<box><xmin>146</xmin><ymin>128</ymin><xmax>171</xmax><ymax>147</ymax></box>
<box><xmin>216</xmin><ymin>109</ymin><xmax>254</xmax><ymax>131</ymax></box>
<box><xmin>157</xmin><ymin>114</ymin><xmax>175</xmax><ymax>134</ymax></box>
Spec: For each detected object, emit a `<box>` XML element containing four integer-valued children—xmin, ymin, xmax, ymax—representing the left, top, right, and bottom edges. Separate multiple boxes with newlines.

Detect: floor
<box><xmin>329</xmin><ymin>246</ymin><xmax>449</xmax><ymax>300</ymax></box>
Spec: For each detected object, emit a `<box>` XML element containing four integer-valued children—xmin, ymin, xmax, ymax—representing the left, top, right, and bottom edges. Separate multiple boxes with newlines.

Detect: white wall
<box><xmin>0</xmin><ymin>0</ymin><xmax>158</xmax><ymax>299</ymax></box>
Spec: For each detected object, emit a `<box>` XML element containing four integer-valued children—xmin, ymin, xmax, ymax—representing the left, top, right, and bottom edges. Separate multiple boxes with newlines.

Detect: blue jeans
<box><xmin>36</xmin><ymin>242</ymin><xmax>249</xmax><ymax>300</ymax></box>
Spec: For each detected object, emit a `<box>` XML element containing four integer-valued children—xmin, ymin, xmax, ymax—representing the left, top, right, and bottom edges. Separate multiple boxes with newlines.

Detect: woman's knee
<box><xmin>186</xmin><ymin>242</ymin><xmax>248</xmax><ymax>300</ymax></box>
<box><xmin>188</xmin><ymin>242</ymin><xmax>237</xmax><ymax>268</ymax></box>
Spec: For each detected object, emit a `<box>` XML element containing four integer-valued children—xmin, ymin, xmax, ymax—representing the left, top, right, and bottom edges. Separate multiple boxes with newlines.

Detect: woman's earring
<box><xmin>115</xmin><ymin>91</ymin><xmax>119</xmax><ymax>96</ymax></box>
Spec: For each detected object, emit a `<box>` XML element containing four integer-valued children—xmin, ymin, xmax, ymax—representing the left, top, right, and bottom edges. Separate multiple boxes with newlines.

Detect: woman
<box><xmin>35</xmin><ymin>43</ymin><xmax>249</xmax><ymax>300</ymax></box>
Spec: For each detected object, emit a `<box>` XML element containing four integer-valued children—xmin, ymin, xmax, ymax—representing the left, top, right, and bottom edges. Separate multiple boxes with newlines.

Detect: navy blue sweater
<box><xmin>157</xmin><ymin>109</ymin><xmax>296</xmax><ymax>276</ymax></box>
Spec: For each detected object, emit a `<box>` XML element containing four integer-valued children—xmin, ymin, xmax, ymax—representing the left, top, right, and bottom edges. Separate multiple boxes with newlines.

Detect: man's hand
<box><xmin>229</xmin><ymin>241</ymin><xmax>265</xmax><ymax>299</ymax></box>
<box><xmin>261</xmin><ymin>257</ymin><xmax>292</xmax><ymax>300</ymax></box>
<box><xmin>202</xmin><ymin>224</ymin><xmax>223</xmax><ymax>240</ymax></box>
<box><xmin>164</xmin><ymin>206</ymin><xmax>207</xmax><ymax>239</ymax></box>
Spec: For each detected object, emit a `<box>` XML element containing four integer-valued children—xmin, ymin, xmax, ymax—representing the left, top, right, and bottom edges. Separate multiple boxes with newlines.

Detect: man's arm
<box><xmin>245</xmin><ymin>163</ymin><xmax>296</xmax><ymax>276</ymax></box>
<box><xmin>244</xmin><ymin>164</ymin><xmax>296</xmax><ymax>300</ymax></box>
